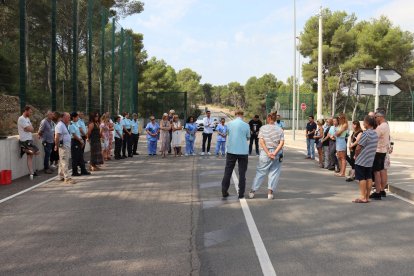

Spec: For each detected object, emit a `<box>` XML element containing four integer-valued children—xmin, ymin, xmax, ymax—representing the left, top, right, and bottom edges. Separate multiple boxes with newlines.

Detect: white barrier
<box><xmin>0</xmin><ymin>135</ymin><xmax>90</xmax><ymax>181</ymax></box>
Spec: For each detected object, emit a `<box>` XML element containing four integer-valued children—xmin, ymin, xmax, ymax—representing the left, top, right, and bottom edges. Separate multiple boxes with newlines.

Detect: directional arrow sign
<box><xmin>358</xmin><ymin>69</ymin><xmax>401</xmax><ymax>83</ymax></box>
<box><xmin>358</xmin><ymin>83</ymin><xmax>401</xmax><ymax>96</ymax></box>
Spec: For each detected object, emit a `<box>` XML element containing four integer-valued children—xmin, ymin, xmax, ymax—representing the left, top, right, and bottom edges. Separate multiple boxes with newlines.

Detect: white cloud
<box><xmin>375</xmin><ymin>0</ymin><xmax>414</xmax><ymax>31</ymax></box>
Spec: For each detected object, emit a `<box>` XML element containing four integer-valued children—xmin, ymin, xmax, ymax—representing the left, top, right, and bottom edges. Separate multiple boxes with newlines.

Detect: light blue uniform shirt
<box><xmin>216</xmin><ymin>124</ymin><xmax>227</xmax><ymax>142</ymax></box>
<box><xmin>131</xmin><ymin>119</ymin><xmax>139</xmax><ymax>134</ymax></box>
<box><xmin>146</xmin><ymin>122</ymin><xmax>160</xmax><ymax>142</ymax></box>
<box><xmin>276</xmin><ymin>120</ymin><xmax>285</xmax><ymax>129</ymax></box>
<box><xmin>121</xmin><ymin>118</ymin><xmax>131</xmax><ymax>130</ymax></box>
<box><xmin>68</xmin><ymin>121</ymin><xmax>81</xmax><ymax>139</ymax></box>
<box><xmin>114</xmin><ymin>122</ymin><xmax>123</xmax><ymax>139</ymax></box>
<box><xmin>77</xmin><ymin>118</ymin><xmax>87</xmax><ymax>136</ymax></box>
<box><xmin>226</xmin><ymin>117</ymin><xmax>250</xmax><ymax>155</ymax></box>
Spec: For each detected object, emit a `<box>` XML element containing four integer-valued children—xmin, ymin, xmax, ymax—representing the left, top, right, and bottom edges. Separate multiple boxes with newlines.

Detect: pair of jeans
<box><xmin>221</xmin><ymin>153</ymin><xmax>248</xmax><ymax>197</ymax></box>
<box><xmin>115</xmin><ymin>137</ymin><xmax>122</xmax><ymax>158</ymax></box>
<box><xmin>132</xmin><ymin>133</ymin><xmax>139</xmax><ymax>154</ymax></box>
<box><xmin>323</xmin><ymin>146</ymin><xmax>330</xmax><ymax>168</ymax></box>
<box><xmin>328</xmin><ymin>140</ymin><xmax>338</xmax><ymax>169</ymax></box>
<box><xmin>251</xmin><ymin>149</ymin><xmax>282</xmax><ymax>192</ymax></box>
<box><xmin>202</xmin><ymin>133</ymin><xmax>212</xmax><ymax>153</ymax></box>
<box><xmin>249</xmin><ymin>134</ymin><xmax>259</xmax><ymax>155</ymax></box>
<box><xmin>215</xmin><ymin>141</ymin><xmax>226</xmax><ymax>155</ymax></box>
<box><xmin>185</xmin><ymin>138</ymin><xmax>194</xmax><ymax>154</ymax></box>
<box><xmin>147</xmin><ymin>140</ymin><xmax>157</xmax><ymax>155</ymax></box>
<box><xmin>42</xmin><ymin>142</ymin><xmax>53</xmax><ymax>169</ymax></box>
<box><xmin>306</xmin><ymin>138</ymin><xmax>315</xmax><ymax>158</ymax></box>
<box><xmin>71</xmin><ymin>139</ymin><xmax>87</xmax><ymax>174</ymax></box>
<box><xmin>122</xmin><ymin>130</ymin><xmax>132</xmax><ymax>157</ymax></box>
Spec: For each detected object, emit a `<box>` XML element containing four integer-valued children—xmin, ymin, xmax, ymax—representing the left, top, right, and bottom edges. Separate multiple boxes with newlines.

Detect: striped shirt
<box><xmin>258</xmin><ymin>124</ymin><xmax>284</xmax><ymax>149</ymax></box>
<box><xmin>355</xmin><ymin>129</ymin><xmax>378</xmax><ymax>167</ymax></box>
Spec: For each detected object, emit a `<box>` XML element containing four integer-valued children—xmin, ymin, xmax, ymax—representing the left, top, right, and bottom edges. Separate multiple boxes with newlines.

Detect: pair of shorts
<box><xmin>19</xmin><ymin>140</ymin><xmax>39</xmax><ymax>157</ymax></box>
<box><xmin>336</xmin><ymin>137</ymin><xmax>347</xmax><ymax>151</ymax></box>
<box><xmin>373</xmin><ymin>152</ymin><xmax>386</xmax><ymax>172</ymax></box>
<box><xmin>355</xmin><ymin>165</ymin><xmax>373</xmax><ymax>181</ymax></box>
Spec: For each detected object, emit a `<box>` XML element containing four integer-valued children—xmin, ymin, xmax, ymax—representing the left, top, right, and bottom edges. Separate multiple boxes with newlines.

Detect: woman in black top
<box><xmin>346</xmin><ymin>121</ymin><xmax>363</xmax><ymax>182</ymax></box>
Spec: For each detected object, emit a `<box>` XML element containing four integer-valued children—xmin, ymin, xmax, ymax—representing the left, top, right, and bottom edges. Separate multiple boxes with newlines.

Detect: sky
<box><xmin>120</xmin><ymin>0</ymin><xmax>414</xmax><ymax>86</ymax></box>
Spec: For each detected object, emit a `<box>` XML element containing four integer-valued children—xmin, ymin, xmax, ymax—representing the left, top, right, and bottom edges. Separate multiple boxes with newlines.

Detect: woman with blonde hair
<box><xmin>100</xmin><ymin>114</ymin><xmax>111</xmax><ymax>161</ymax></box>
<box><xmin>159</xmin><ymin>113</ymin><xmax>171</xmax><ymax>158</ymax></box>
<box><xmin>314</xmin><ymin>119</ymin><xmax>325</xmax><ymax>168</ymax></box>
<box><xmin>335</xmin><ymin>113</ymin><xmax>349</xmax><ymax>177</ymax></box>
<box><xmin>171</xmin><ymin>114</ymin><xmax>183</xmax><ymax>156</ymax></box>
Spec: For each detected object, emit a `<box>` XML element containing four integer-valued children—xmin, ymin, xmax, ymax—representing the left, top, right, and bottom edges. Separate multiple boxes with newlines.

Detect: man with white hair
<box><xmin>38</xmin><ymin>111</ymin><xmax>55</xmax><ymax>174</ymax></box>
<box><xmin>54</xmin><ymin>112</ymin><xmax>76</xmax><ymax>184</ymax></box>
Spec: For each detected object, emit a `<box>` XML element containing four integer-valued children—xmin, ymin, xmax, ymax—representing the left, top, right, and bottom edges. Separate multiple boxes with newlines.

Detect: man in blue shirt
<box><xmin>69</xmin><ymin>112</ymin><xmax>90</xmax><ymax>176</ymax></box>
<box><xmin>77</xmin><ymin>111</ymin><xmax>88</xmax><ymax>156</ymax></box>
<box><xmin>131</xmin><ymin>113</ymin><xmax>140</xmax><ymax>155</ymax></box>
<box><xmin>276</xmin><ymin>114</ymin><xmax>285</xmax><ymax>130</ymax></box>
<box><xmin>113</xmin><ymin>115</ymin><xmax>124</xmax><ymax>159</ymax></box>
<box><xmin>215</xmin><ymin>118</ymin><xmax>227</xmax><ymax>157</ymax></box>
<box><xmin>121</xmin><ymin>112</ymin><xmax>133</xmax><ymax>158</ymax></box>
<box><xmin>221</xmin><ymin>110</ymin><xmax>250</xmax><ymax>199</ymax></box>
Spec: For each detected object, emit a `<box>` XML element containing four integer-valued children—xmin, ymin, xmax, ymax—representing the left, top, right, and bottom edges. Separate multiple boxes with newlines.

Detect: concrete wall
<box><xmin>0</xmin><ymin>135</ymin><xmax>90</xmax><ymax>181</ymax></box>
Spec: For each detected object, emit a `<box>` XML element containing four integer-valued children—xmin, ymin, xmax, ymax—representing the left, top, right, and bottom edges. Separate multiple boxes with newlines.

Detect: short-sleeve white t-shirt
<box><xmin>18</xmin><ymin>115</ymin><xmax>33</xmax><ymax>141</ymax></box>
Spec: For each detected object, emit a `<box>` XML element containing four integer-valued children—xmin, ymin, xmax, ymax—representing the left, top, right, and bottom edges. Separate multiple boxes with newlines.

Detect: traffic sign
<box><xmin>358</xmin><ymin>83</ymin><xmax>401</xmax><ymax>96</ymax></box>
<box><xmin>301</xmin><ymin>103</ymin><xmax>307</xmax><ymax>111</ymax></box>
<box><xmin>358</xmin><ymin>69</ymin><xmax>401</xmax><ymax>83</ymax></box>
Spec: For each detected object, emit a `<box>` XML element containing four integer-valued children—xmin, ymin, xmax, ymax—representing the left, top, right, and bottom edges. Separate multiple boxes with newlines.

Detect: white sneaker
<box><xmin>185</xmin><ymin>154</ymin><xmax>189</xmax><ymax>157</ymax></box>
<box><xmin>207</xmin><ymin>152</ymin><xmax>211</xmax><ymax>155</ymax></box>
<box><xmin>249</xmin><ymin>191</ymin><xmax>255</xmax><ymax>199</ymax></box>
<box><xmin>29</xmin><ymin>174</ymin><xmax>34</xmax><ymax>181</ymax></box>
<box><xmin>50</xmin><ymin>164</ymin><xmax>57</xmax><ymax>170</ymax></box>
<box><xmin>200</xmin><ymin>152</ymin><xmax>205</xmax><ymax>156</ymax></box>
<box><xmin>268</xmin><ymin>194</ymin><xmax>274</xmax><ymax>200</ymax></box>
<box><xmin>192</xmin><ymin>153</ymin><xmax>196</xmax><ymax>156</ymax></box>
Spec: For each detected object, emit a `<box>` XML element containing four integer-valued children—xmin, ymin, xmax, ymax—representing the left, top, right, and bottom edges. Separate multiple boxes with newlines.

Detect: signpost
<box><xmin>301</xmin><ymin>103</ymin><xmax>307</xmax><ymax>111</ymax></box>
<box><xmin>357</xmin><ymin>67</ymin><xmax>401</xmax><ymax>110</ymax></box>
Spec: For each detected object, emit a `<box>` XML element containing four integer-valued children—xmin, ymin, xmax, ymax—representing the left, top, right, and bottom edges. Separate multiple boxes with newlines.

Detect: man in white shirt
<box><xmin>201</xmin><ymin>110</ymin><xmax>214</xmax><ymax>155</ymax></box>
<box><xmin>54</xmin><ymin>112</ymin><xmax>75</xmax><ymax>184</ymax></box>
<box><xmin>18</xmin><ymin>105</ymin><xmax>40</xmax><ymax>179</ymax></box>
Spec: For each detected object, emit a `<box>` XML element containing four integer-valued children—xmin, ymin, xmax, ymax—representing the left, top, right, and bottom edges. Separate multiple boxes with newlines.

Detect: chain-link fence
<box><xmin>138</xmin><ymin>92</ymin><xmax>188</xmax><ymax>120</ymax></box>
<box><xmin>0</xmin><ymin>0</ymin><xmax>137</xmax><ymax>116</ymax></box>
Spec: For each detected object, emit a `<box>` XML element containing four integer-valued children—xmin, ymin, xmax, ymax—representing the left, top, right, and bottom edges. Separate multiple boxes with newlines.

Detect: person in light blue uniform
<box><xmin>185</xmin><ymin>116</ymin><xmax>197</xmax><ymax>156</ymax></box>
<box><xmin>114</xmin><ymin>116</ymin><xmax>124</xmax><ymax>159</ymax></box>
<box><xmin>121</xmin><ymin>112</ymin><xmax>133</xmax><ymax>157</ymax></box>
<box><xmin>215</xmin><ymin>118</ymin><xmax>227</xmax><ymax>157</ymax></box>
<box><xmin>69</xmin><ymin>112</ymin><xmax>89</xmax><ymax>176</ymax></box>
<box><xmin>131</xmin><ymin>113</ymin><xmax>140</xmax><ymax>155</ymax></box>
<box><xmin>145</xmin><ymin>116</ymin><xmax>160</xmax><ymax>155</ymax></box>
<box><xmin>276</xmin><ymin>114</ymin><xmax>285</xmax><ymax>129</ymax></box>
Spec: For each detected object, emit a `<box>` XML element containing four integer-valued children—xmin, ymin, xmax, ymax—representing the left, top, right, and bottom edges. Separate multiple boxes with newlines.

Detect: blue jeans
<box><xmin>307</xmin><ymin>138</ymin><xmax>315</xmax><ymax>158</ymax></box>
<box><xmin>43</xmin><ymin>142</ymin><xmax>53</xmax><ymax>169</ymax></box>
<box><xmin>215</xmin><ymin>141</ymin><xmax>226</xmax><ymax>155</ymax></box>
<box><xmin>186</xmin><ymin>137</ymin><xmax>194</xmax><ymax>154</ymax></box>
<box><xmin>147</xmin><ymin>140</ymin><xmax>157</xmax><ymax>155</ymax></box>
<box><xmin>251</xmin><ymin>149</ymin><xmax>282</xmax><ymax>192</ymax></box>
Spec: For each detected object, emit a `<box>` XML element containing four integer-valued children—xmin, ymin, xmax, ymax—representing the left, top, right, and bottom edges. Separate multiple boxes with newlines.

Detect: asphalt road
<box><xmin>1</xmin><ymin>112</ymin><xmax>414</xmax><ymax>275</ymax></box>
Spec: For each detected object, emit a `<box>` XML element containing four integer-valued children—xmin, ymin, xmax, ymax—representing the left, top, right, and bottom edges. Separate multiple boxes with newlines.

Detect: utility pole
<box><xmin>51</xmin><ymin>0</ymin><xmax>57</xmax><ymax>111</ymax></box>
<box><xmin>296</xmin><ymin>37</ymin><xmax>301</xmax><ymax>131</ymax></box>
<box><xmin>292</xmin><ymin>0</ymin><xmax>297</xmax><ymax>140</ymax></box>
<box><xmin>374</xmin><ymin>65</ymin><xmax>381</xmax><ymax>111</ymax></box>
<box><xmin>19</xmin><ymin>0</ymin><xmax>26</xmax><ymax>112</ymax></box>
<box><xmin>317</xmin><ymin>6</ymin><xmax>323</xmax><ymax>120</ymax></box>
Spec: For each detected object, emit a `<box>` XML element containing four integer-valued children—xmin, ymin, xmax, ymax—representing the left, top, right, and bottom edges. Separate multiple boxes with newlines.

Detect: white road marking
<box><xmin>389</xmin><ymin>193</ymin><xmax>414</xmax><ymax>206</ymax></box>
<box><xmin>0</xmin><ymin>169</ymin><xmax>73</xmax><ymax>205</ymax></box>
<box><xmin>0</xmin><ymin>175</ymin><xmax>59</xmax><ymax>204</ymax></box>
<box><xmin>231</xmin><ymin>170</ymin><xmax>277</xmax><ymax>276</ymax></box>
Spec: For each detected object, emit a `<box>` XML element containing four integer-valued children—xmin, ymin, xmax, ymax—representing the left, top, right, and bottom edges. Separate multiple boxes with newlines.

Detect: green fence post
<box><xmin>111</xmin><ymin>18</ymin><xmax>115</xmax><ymax>116</ymax></box>
<box><xmin>51</xmin><ymin>0</ymin><xmax>57</xmax><ymax>111</ymax></box>
<box><xmin>87</xmin><ymin>0</ymin><xmax>93</xmax><ymax>114</ymax></box>
<box><xmin>19</xmin><ymin>0</ymin><xmax>26</xmax><ymax>112</ymax></box>
<box><xmin>128</xmin><ymin>36</ymin><xmax>133</xmax><ymax>114</ymax></box>
<box><xmin>184</xmin><ymin>92</ymin><xmax>188</xmax><ymax>120</ymax></box>
<box><xmin>119</xmin><ymin>28</ymin><xmax>124</xmax><ymax>113</ymax></box>
<box><xmin>72</xmin><ymin>0</ymin><xmax>78</xmax><ymax>112</ymax></box>
<box><xmin>100</xmin><ymin>9</ymin><xmax>106</xmax><ymax>114</ymax></box>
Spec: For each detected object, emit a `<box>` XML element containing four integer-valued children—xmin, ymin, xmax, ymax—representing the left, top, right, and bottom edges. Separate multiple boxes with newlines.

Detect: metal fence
<box><xmin>0</xmin><ymin>0</ymin><xmax>137</xmax><ymax>115</ymax></box>
<box><xmin>138</xmin><ymin>92</ymin><xmax>188</xmax><ymax>120</ymax></box>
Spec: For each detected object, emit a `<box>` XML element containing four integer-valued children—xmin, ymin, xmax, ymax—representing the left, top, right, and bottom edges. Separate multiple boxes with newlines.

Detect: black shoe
<box><xmin>222</xmin><ymin>192</ymin><xmax>230</xmax><ymax>199</ymax></box>
<box><xmin>72</xmin><ymin>173</ymin><xmax>81</xmax><ymax>177</ymax></box>
<box><xmin>133</xmin><ymin>152</ymin><xmax>139</xmax><ymax>155</ymax></box>
<box><xmin>33</xmin><ymin>172</ymin><xmax>39</xmax><ymax>177</ymax></box>
<box><xmin>121</xmin><ymin>156</ymin><xmax>127</xmax><ymax>159</ymax></box>
<box><xmin>128</xmin><ymin>155</ymin><xmax>133</xmax><ymax>158</ymax></box>
<box><xmin>122</xmin><ymin>155</ymin><xmax>127</xmax><ymax>158</ymax></box>
<box><xmin>345</xmin><ymin>177</ymin><xmax>354</xmax><ymax>182</ymax></box>
<box><xmin>328</xmin><ymin>167</ymin><xmax>335</xmax><ymax>171</ymax></box>
<box><xmin>115</xmin><ymin>157</ymin><xmax>121</xmax><ymax>160</ymax></box>
<box><xmin>238</xmin><ymin>195</ymin><xmax>245</xmax><ymax>199</ymax></box>
<box><xmin>380</xmin><ymin>191</ymin><xmax>387</xmax><ymax>197</ymax></box>
<box><xmin>81</xmin><ymin>171</ymin><xmax>91</xmax><ymax>175</ymax></box>
<box><xmin>369</xmin><ymin>193</ymin><xmax>382</xmax><ymax>200</ymax></box>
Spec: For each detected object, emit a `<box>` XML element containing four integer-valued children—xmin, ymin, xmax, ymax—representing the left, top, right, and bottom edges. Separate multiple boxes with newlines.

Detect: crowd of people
<box><xmin>304</xmin><ymin>108</ymin><xmax>393</xmax><ymax>203</ymax></box>
<box><xmin>18</xmin><ymin>106</ymin><xmax>141</xmax><ymax>184</ymax></box>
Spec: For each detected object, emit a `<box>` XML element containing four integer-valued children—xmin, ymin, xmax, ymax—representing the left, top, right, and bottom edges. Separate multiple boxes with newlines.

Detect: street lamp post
<box><xmin>292</xmin><ymin>0</ymin><xmax>297</xmax><ymax>140</ymax></box>
<box><xmin>317</xmin><ymin>6</ymin><xmax>323</xmax><ymax>120</ymax></box>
